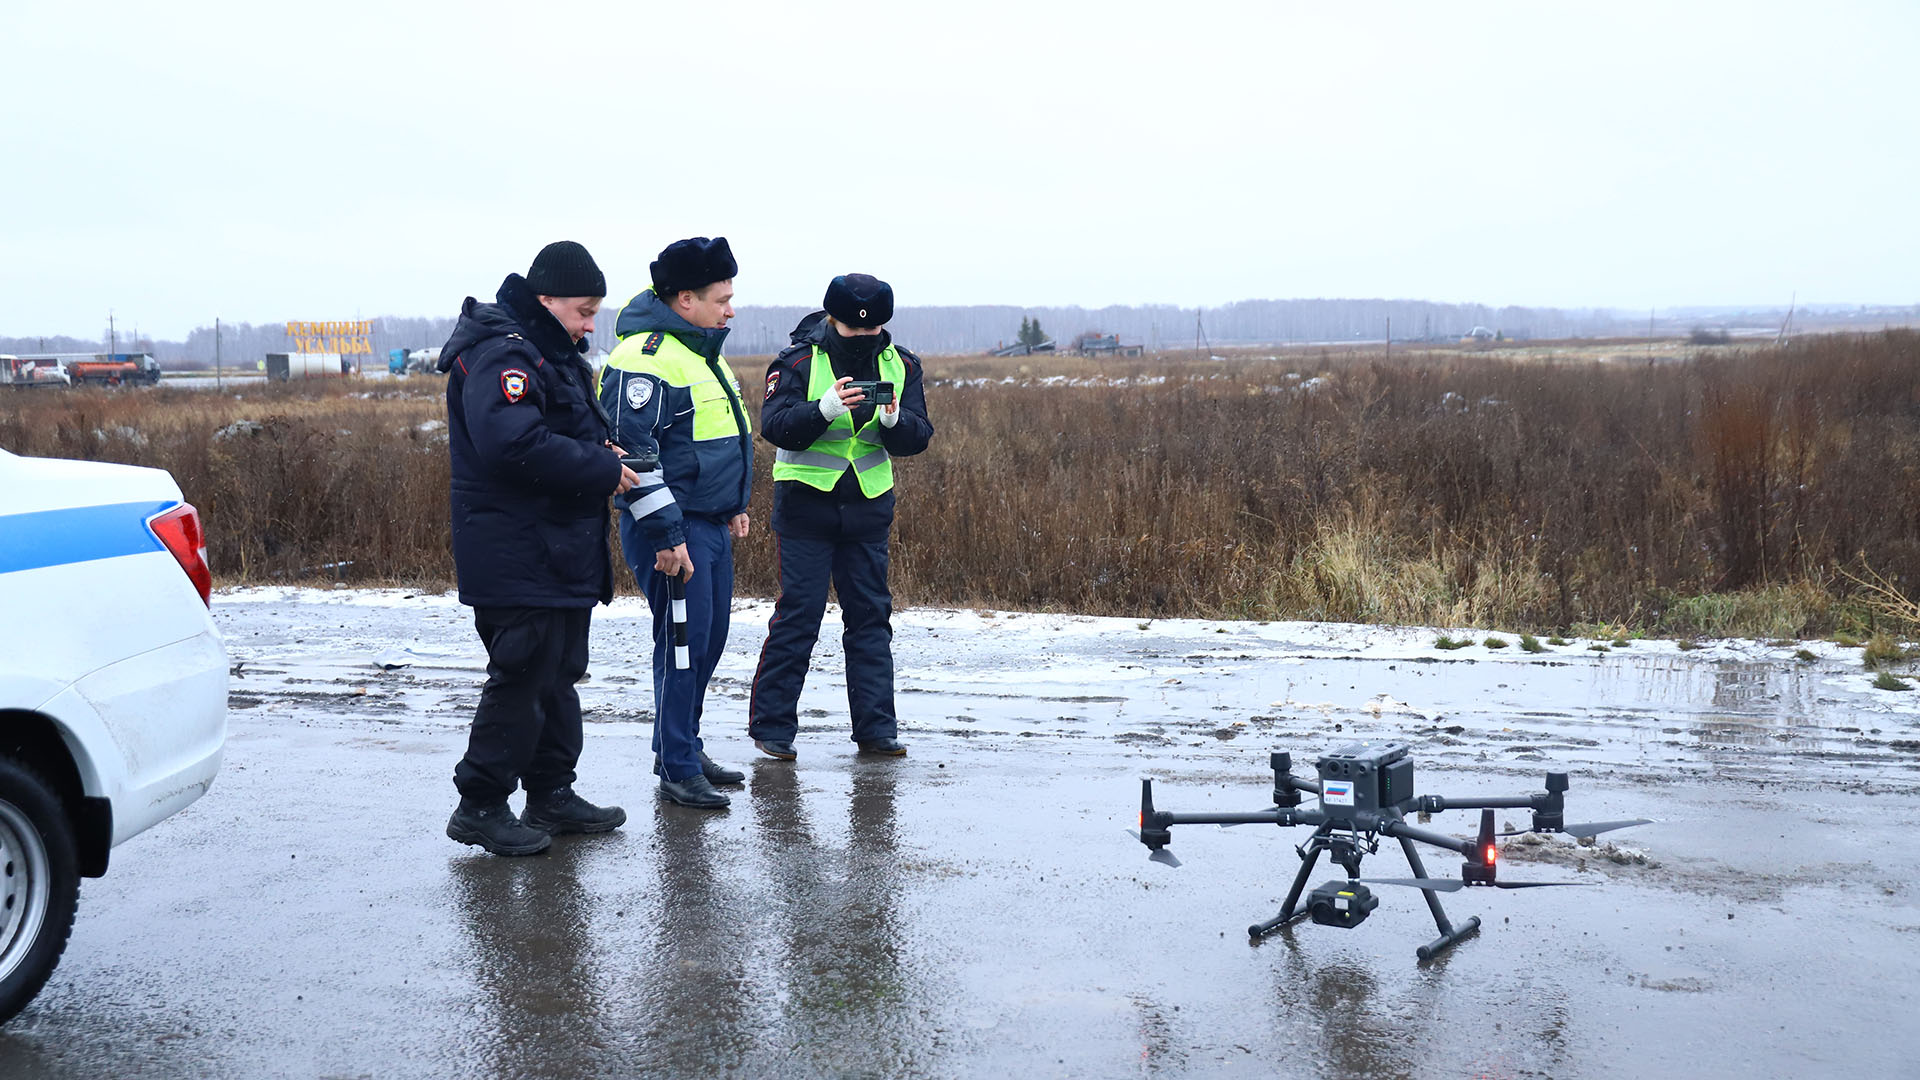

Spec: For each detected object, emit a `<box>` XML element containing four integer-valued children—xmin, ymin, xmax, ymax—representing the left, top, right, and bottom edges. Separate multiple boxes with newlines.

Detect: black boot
<box><xmin>522</xmin><ymin>786</ymin><xmax>627</xmax><ymax>835</ymax></box>
<box><xmin>653</xmin><ymin>750</ymin><xmax>745</xmax><ymax>785</ymax></box>
<box><xmin>857</xmin><ymin>737</ymin><xmax>907</xmax><ymax>757</ymax></box>
<box><xmin>447</xmin><ymin>797</ymin><xmax>552</xmax><ymax>856</ymax></box>
<box><xmin>658</xmin><ymin>772</ymin><xmax>731</xmax><ymax>809</ymax></box>
<box><xmin>753</xmin><ymin>739</ymin><xmax>797</xmax><ymax>761</ymax></box>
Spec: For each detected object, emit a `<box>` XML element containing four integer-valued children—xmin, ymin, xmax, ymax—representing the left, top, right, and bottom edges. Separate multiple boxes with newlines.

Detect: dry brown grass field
<box><xmin>5</xmin><ymin>330</ymin><xmax>1918</xmax><ymax>637</ymax></box>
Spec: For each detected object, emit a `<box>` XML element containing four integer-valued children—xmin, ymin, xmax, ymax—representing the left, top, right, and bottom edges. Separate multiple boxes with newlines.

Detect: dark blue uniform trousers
<box><xmin>749</xmin><ymin>494</ymin><xmax>899</xmax><ymax>745</ymax></box>
<box><xmin>621</xmin><ymin>514</ymin><xmax>733</xmax><ymax>783</ymax></box>
<box><xmin>454</xmin><ymin>606</ymin><xmax>590</xmax><ymax>801</ymax></box>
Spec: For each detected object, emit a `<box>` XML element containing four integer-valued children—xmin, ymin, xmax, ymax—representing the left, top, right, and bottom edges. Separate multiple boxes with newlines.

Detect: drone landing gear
<box><xmin>1248</xmin><ymin>828</ymin><xmax>1481</xmax><ymax>960</ymax></box>
<box><xmin>1417</xmin><ymin>917</ymin><xmax>1481</xmax><ymax>961</ymax></box>
<box><xmin>1398</xmin><ymin>836</ymin><xmax>1480</xmax><ymax>961</ymax></box>
<box><xmin>1248</xmin><ymin>824</ymin><xmax>1336</xmax><ymax>939</ymax></box>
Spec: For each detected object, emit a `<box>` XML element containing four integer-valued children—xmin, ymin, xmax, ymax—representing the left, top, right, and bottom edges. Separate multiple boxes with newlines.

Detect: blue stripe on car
<box><xmin>0</xmin><ymin>501</ymin><xmax>179</xmax><ymax>574</ymax></box>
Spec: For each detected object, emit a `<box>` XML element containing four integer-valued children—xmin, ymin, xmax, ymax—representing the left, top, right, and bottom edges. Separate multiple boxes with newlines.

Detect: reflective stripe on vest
<box><xmin>602</xmin><ymin>327</ymin><xmax>750</xmax><ymax>443</ymax></box>
<box><xmin>772</xmin><ymin>344</ymin><xmax>904</xmax><ymax>496</ymax></box>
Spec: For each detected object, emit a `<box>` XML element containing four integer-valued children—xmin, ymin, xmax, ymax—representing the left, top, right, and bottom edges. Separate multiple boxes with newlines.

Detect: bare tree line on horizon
<box><xmin>7</xmin><ymin>297</ymin><xmax>1914</xmax><ymax>369</ymax></box>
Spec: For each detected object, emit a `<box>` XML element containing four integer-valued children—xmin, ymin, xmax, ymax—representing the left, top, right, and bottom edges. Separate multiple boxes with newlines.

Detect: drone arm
<box><xmin>1418</xmin><ymin>773</ymin><xmax>1572</xmax><ymax>832</ymax></box>
<box><xmin>1380</xmin><ymin>817</ymin><xmax>1474</xmax><ymax>857</ymax></box>
<box><xmin>1163</xmin><ymin>808</ymin><xmax>1313</xmax><ymax>827</ymax></box>
<box><xmin>1416</xmin><ymin>794</ymin><xmax>1536</xmax><ymax>813</ymax></box>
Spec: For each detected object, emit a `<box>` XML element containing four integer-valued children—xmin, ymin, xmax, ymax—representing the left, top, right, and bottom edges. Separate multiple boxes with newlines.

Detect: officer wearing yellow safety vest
<box><xmin>599</xmin><ymin>237</ymin><xmax>752</xmax><ymax>809</ymax></box>
<box><xmin>749</xmin><ymin>274</ymin><xmax>934</xmax><ymax>760</ymax></box>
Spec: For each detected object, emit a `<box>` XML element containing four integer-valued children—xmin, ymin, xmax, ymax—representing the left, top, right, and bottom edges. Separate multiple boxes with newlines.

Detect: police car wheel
<box><xmin>0</xmin><ymin>758</ymin><xmax>79</xmax><ymax>1026</ymax></box>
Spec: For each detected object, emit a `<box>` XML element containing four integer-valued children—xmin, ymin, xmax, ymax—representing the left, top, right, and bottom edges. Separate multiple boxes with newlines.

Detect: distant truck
<box><xmin>386</xmin><ymin>347</ymin><xmax>442</xmax><ymax>376</ymax></box>
<box><xmin>0</xmin><ymin>355</ymin><xmax>72</xmax><ymax>388</ymax></box>
<box><xmin>265</xmin><ymin>353</ymin><xmax>352</xmax><ymax>381</ymax></box>
<box><xmin>68</xmin><ymin>353</ymin><xmax>162</xmax><ymax>386</ymax></box>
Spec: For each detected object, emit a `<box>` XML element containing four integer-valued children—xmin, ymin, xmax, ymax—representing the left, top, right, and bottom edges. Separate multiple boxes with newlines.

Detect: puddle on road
<box><xmin>212</xmin><ymin>594</ymin><xmax>1920</xmax><ymax>794</ymax></box>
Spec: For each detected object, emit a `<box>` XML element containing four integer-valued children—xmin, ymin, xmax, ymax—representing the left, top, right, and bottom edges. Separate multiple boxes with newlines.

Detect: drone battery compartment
<box><xmin>1316</xmin><ymin>742</ymin><xmax>1416</xmax><ymax>815</ymax></box>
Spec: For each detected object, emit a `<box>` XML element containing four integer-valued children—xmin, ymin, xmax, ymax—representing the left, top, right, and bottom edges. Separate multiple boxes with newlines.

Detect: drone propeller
<box><xmin>1563</xmin><ymin>818</ymin><xmax>1651</xmax><ymax>839</ymax></box>
<box><xmin>1497</xmin><ymin>818</ymin><xmax>1652</xmax><ymax>839</ymax></box>
<box><xmin>1125</xmin><ymin>829</ymin><xmax>1182</xmax><ymax>867</ymax></box>
<box><xmin>1359</xmin><ymin>875</ymin><xmax>1593</xmax><ymax>892</ymax></box>
<box><xmin>1359</xmin><ymin>876</ymin><xmax>1464</xmax><ymax>892</ymax></box>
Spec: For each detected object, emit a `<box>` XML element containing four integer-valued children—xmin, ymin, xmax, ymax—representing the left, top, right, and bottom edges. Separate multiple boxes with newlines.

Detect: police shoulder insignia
<box><xmin>764</xmin><ymin>370</ymin><xmax>780</xmax><ymax>401</ymax></box>
<box><xmin>501</xmin><ymin>368</ymin><xmax>530</xmax><ymax>403</ymax></box>
<box><xmin>641</xmin><ymin>331</ymin><xmax>664</xmax><ymax>355</ymax></box>
<box><xmin>625</xmin><ymin>377</ymin><xmax>653</xmax><ymax>410</ymax></box>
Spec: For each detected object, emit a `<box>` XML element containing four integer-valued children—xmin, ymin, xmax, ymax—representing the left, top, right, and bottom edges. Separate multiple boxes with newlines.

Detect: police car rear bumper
<box><xmin>43</xmin><ymin>629</ymin><xmax>228</xmax><ymax>848</ymax></box>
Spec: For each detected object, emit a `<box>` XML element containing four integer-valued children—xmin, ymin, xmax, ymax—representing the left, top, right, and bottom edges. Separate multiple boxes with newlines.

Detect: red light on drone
<box><xmin>1485</xmin><ymin>844</ymin><xmax>1498</xmax><ymax>865</ymax></box>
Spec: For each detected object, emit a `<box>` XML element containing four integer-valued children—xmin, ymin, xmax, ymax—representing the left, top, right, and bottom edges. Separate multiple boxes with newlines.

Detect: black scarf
<box><xmin>825</xmin><ymin>326</ymin><xmax>887</xmax><ymax>377</ymax></box>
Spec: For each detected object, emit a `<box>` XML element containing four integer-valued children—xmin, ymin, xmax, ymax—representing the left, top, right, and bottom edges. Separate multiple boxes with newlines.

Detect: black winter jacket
<box><xmin>439</xmin><ymin>274</ymin><xmax>620</xmax><ymax>608</ymax></box>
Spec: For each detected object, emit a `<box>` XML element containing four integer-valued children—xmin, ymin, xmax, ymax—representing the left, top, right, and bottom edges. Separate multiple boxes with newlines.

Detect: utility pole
<box><xmin>1385</xmin><ymin>316</ymin><xmax>1392</xmax><ymax>360</ymax></box>
<box><xmin>109</xmin><ymin>310</ymin><xmax>116</xmax><ymax>356</ymax></box>
<box><xmin>215</xmin><ymin>317</ymin><xmax>223</xmax><ymax>392</ymax></box>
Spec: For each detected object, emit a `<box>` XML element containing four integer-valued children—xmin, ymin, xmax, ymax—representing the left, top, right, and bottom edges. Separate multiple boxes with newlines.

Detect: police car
<box><xmin>0</xmin><ymin>448</ymin><xmax>227</xmax><ymax>1023</ymax></box>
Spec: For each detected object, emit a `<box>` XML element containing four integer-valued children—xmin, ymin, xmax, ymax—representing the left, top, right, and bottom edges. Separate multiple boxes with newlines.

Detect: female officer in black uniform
<box><xmin>747</xmin><ymin>274</ymin><xmax>933</xmax><ymax>759</ymax></box>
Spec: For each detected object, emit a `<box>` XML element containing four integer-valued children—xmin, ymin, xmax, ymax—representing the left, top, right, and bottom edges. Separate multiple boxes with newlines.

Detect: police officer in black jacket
<box><xmin>439</xmin><ymin>241</ymin><xmax>640</xmax><ymax>856</ymax></box>
<box><xmin>749</xmin><ymin>274</ymin><xmax>933</xmax><ymax>759</ymax></box>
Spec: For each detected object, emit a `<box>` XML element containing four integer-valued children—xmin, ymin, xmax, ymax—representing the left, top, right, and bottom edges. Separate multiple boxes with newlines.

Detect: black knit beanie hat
<box><xmin>823</xmin><ymin>273</ymin><xmax>893</xmax><ymax>328</ymax></box>
<box><xmin>525</xmin><ymin>241</ymin><xmax>606</xmax><ymax>298</ymax></box>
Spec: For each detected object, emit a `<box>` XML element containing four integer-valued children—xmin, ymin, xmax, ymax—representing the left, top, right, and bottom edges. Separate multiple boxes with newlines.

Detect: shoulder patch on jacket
<box><xmin>641</xmin><ymin>331</ymin><xmax>664</xmax><ymax>355</ymax></box>
<box><xmin>625</xmin><ymin>377</ymin><xmax>653</xmax><ymax>410</ymax></box>
<box><xmin>765</xmin><ymin>370</ymin><xmax>780</xmax><ymax>400</ymax></box>
<box><xmin>501</xmin><ymin>368</ymin><xmax>530</xmax><ymax>403</ymax></box>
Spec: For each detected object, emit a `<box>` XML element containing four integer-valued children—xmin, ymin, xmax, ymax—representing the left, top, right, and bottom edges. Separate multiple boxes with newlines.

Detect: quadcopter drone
<box><xmin>1128</xmin><ymin>741</ymin><xmax>1649</xmax><ymax>959</ymax></box>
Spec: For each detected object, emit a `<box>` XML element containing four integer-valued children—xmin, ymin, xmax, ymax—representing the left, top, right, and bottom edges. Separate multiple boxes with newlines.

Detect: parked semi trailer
<box><xmin>0</xmin><ymin>355</ymin><xmax>72</xmax><ymax>388</ymax></box>
<box><xmin>264</xmin><ymin>353</ymin><xmax>352</xmax><ymax>381</ymax></box>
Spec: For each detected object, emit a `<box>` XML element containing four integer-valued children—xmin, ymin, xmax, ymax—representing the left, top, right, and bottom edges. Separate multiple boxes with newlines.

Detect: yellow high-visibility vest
<box><xmin>772</xmin><ymin>344</ymin><xmax>905</xmax><ymax>497</ymax></box>
<box><xmin>602</xmin><ymin>327</ymin><xmax>750</xmax><ymax>444</ymax></box>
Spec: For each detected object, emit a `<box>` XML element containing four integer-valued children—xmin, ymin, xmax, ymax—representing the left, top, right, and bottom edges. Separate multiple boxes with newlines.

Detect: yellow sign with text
<box><xmin>286</xmin><ymin>320</ymin><xmax>373</xmax><ymax>355</ymax></box>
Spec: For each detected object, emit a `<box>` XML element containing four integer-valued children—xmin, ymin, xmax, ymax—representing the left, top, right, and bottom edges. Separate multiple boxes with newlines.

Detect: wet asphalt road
<box><xmin>2</xmin><ymin>592</ymin><xmax>1918</xmax><ymax>1078</ymax></box>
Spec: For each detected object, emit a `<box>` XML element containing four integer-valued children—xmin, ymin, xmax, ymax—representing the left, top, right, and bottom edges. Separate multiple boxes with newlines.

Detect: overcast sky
<box><xmin>3</xmin><ymin>0</ymin><xmax>1915</xmax><ymax>340</ymax></box>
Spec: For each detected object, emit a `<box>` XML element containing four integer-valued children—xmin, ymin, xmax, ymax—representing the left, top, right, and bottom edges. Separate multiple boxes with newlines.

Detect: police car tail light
<box><xmin>151</xmin><ymin>503</ymin><xmax>212</xmax><ymax>606</ymax></box>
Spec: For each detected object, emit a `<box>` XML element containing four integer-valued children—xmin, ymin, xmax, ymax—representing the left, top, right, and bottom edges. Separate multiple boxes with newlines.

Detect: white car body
<box><xmin>0</xmin><ymin>449</ymin><xmax>226</xmax><ymax>856</ymax></box>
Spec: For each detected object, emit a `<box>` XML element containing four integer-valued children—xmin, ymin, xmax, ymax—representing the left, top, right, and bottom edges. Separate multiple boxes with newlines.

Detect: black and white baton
<box><xmin>666</xmin><ymin>571</ymin><xmax>690</xmax><ymax>670</ymax></box>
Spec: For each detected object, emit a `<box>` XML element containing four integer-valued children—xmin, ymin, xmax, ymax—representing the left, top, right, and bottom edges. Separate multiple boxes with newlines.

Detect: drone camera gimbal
<box><xmin>1129</xmin><ymin>741</ymin><xmax>1649</xmax><ymax>959</ymax></box>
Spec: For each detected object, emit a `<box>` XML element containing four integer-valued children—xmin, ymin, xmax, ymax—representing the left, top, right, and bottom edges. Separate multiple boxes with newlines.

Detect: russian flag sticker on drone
<box><xmin>1324</xmin><ymin>780</ymin><xmax>1355</xmax><ymax>806</ymax></box>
